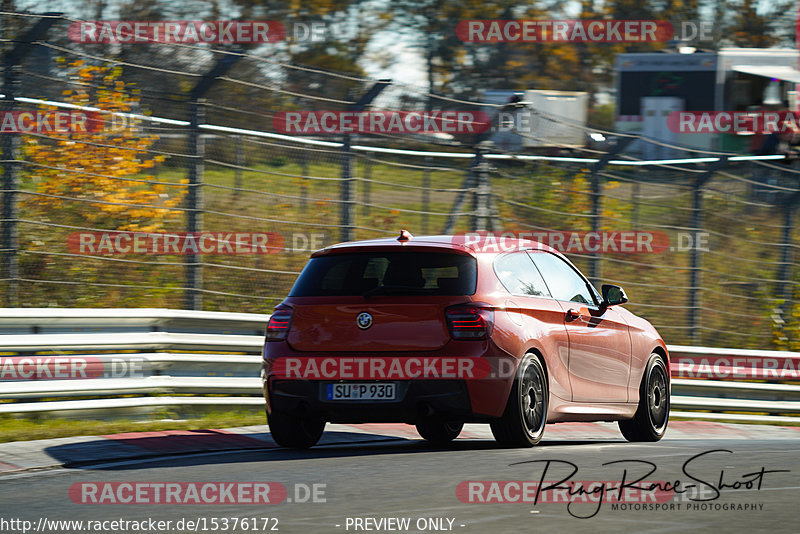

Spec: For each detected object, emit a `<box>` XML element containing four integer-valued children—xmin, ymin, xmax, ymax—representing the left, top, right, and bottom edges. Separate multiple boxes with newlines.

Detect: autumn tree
<box><xmin>23</xmin><ymin>59</ymin><xmax>184</xmax><ymax>233</ymax></box>
<box><xmin>725</xmin><ymin>0</ymin><xmax>796</xmax><ymax>48</ymax></box>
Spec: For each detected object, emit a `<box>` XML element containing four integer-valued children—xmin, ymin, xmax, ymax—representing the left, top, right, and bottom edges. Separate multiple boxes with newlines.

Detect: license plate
<box><xmin>326</xmin><ymin>383</ymin><xmax>397</xmax><ymax>401</ymax></box>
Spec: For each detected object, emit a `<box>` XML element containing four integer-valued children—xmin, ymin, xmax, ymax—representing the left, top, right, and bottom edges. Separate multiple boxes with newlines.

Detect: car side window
<box><xmin>529</xmin><ymin>251</ymin><xmax>596</xmax><ymax>306</ymax></box>
<box><xmin>494</xmin><ymin>252</ymin><xmax>551</xmax><ymax>297</ymax></box>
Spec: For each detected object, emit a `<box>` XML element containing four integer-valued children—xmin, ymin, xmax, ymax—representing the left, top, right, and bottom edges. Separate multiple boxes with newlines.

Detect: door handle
<box><xmin>566</xmin><ymin>308</ymin><xmax>581</xmax><ymax>321</ymax></box>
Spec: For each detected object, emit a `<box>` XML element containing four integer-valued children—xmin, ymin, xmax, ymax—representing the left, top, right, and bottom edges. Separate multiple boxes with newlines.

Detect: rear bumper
<box><xmin>266</xmin><ymin>379</ymin><xmax>477</xmax><ymax>424</ymax></box>
<box><xmin>261</xmin><ymin>340</ymin><xmax>518</xmax><ymax>420</ymax></box>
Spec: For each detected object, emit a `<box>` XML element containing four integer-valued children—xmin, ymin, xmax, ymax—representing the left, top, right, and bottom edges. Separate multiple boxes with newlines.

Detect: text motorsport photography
<box><xmin>457</xmin><ymin>450</ymin><xmax>785</xmax><ymax>519</ymax></box>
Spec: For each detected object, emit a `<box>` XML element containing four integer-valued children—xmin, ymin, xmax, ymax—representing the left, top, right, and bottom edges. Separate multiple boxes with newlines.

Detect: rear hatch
<box><xmin>285</xmin><ymin>250</ymin><xmax>477</xmax><ymax>352</ymax></box>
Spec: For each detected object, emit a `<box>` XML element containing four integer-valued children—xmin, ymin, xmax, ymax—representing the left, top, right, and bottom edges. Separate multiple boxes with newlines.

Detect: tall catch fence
<box><xmin>1</xmin><ymin>13</ymin><xmax>799</xmax><ymax>349</ymax></box>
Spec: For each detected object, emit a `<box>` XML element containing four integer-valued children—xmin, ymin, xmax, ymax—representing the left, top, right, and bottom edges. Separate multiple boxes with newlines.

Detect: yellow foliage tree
<box><xmin>23</xmin><ymin>59</ymin><xmax>184</xmax><ymax>233</ymax></box>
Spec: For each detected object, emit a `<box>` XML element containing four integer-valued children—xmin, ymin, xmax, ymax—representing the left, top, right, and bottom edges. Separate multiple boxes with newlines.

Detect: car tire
<box><xmin>490</xmin><ymin>353</ymin><xmax>548</xmax><ymax>447</ymax></box>
<box><xmin>619</xmin><ymin>353</ymin><xmax>669</xmax><ymax>442</ymax></box>
<box><xmin>416</xmin><ymin>420</ymin><xmax>464</xmax><ymax>444</ymax></box>
<box><xmin>268</xmin><ymin>411</ymin><xmax>325</xmax><ymax>449</ymax></box>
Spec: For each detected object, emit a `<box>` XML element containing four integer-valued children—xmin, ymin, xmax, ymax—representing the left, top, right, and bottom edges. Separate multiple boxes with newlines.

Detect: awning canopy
<box><xmin>732</xmin><ymin>65</ymin><xmax>800</xmax><ymax>83</ymax></box>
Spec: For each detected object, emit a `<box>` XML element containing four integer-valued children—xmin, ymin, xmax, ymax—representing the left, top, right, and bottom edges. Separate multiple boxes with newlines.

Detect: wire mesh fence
<box><xmin>1</xmin><ymin>13</ymin><xmax>799</xmax><ymax>349</ymax></box>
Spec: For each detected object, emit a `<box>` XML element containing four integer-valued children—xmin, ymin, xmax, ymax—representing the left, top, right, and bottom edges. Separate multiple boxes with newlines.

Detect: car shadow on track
<box><xmin>47</xmin><ymin>431</ymin><xmax>624</xmax><ymax>471</ymax></box>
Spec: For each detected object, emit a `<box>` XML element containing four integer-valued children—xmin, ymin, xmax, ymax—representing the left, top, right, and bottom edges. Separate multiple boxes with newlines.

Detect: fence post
<box><xmin>777</xmin><ymin>191</ymin><xmax>799</xmax><ymax>322</ymax></box>
<box><xmin>587</xmin><ymin>137</ymin><xmax>634</xmax><ymax>286</ymax></box>
<box><xmin>588</xmin><ymin>168</ymin><xmax>603</xmax><ymax>285</ymax></box>
<box><xmin>300</xmin><ymin>149</ymin><xmax>309</xmax><ymax>213</ymax></box>
<box><xmin>183</xmin><ymin>52</ymin><xmax>240</xmax><ymax>310</ymax></box>
<box><xmin>183</xmin><ymin>99</ymin><xmax>205</xmax><ymax>310</ymax></box>
<box><xmin>422</xmin><ymin>156</ymin><xmax>431</xmax><ymax>234</ymax></box>
<box><xmin>233</xmin><ymin>134</ymin><xmax>243</xmax><ymax>199</ymax></box>
<box><xmin>362</xmin><ymin>152</ymin><xmax>371</xmax><ymax>218</ymax></box>
<box><xmin>688</xmin><ymin>179</ymin><xmax>702</xmax><ymax>344</ymax></box>
<box><xmin>340</xmin><ymin>132</ymin><xmax>354</xmax><ymax>242</ymax></box>
<box><xmin>1</xmin><ymin>14</ymin><xmax>60</xmax><ymax>307</ymax></box>
<box><xmin>444</xmin><ymin>167</ymin><xmax>475</xmax><ymax>234</ymax></box>
<box><xmin>472</xmin><ymin>148</ymin><xmax>490</xmax><ymax>232</ymax></box>
<box><xmin>687</xmin><ymin>156</ymin><xmax>727</xmax><ymax>344</ymax></box>
<box><xmin>339</xmin><ymin>80</ymin><xmax>390</xmax><ymax>242</ymax></box>
<box><xmin>1</xmin><ymin>62</ymin><xmax>19</xmax><ymax>307</ymax></box>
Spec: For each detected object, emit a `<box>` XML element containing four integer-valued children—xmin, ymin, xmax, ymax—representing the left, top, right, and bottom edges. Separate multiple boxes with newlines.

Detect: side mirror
<box><xmin>601</xmin><ymin>284</ymin><xmax>628</xmax><ymax>310</ymax></box>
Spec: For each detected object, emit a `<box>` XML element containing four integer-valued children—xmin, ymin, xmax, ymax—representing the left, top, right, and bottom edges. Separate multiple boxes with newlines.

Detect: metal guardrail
<box><xmin>0</xmin><ymin>332</ymin><xmax>263</xmax><ymax>352</ymax></box>
<box><xmin>0</xmin><ymin>308</ymin><xmax>270</xmax><ymax>334</ymax></box>
<box><xmin>1</xmin><ymin>308</ymin><xmax>799</xmax><ymax>423</ymax></box>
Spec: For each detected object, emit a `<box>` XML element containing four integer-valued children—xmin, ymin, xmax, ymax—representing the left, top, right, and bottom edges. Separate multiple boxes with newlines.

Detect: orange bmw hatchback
<box><xmin>261</xmin><ymin>232</ymin><xmax>670</xmax><ymax>449</ymax></box>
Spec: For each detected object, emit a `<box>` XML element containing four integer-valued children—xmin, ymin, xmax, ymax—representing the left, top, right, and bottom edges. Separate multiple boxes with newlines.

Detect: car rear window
<box><xmin>289</xmin><ymin>251</ymin><xmax>477</xmax><ymax>297</ymax></box>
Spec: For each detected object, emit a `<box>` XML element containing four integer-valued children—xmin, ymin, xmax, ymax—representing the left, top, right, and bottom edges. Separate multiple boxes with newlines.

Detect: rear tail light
<box><xmin>266</xmin><ymin>307</ymin><xmax>293</xmax><ymax>341</ymax></box>
<box><xmin>445</xmin><ymin>303</ymin><xmax>494</xmax><ymax>340</ymax></box>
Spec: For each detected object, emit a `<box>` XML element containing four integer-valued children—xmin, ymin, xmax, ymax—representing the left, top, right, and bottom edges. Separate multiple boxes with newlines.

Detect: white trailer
<box><xmin>481</xmin><ymin>89</ymin><xmax>588</xmax><ymax>149</ymax></box>
<box><xmin>521</xmin><ymin>90</ymin><xmax>588</xmax><ymax>148</ymax></box>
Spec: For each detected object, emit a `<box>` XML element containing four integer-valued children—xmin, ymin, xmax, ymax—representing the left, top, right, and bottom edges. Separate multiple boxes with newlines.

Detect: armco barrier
<box><xmin>0</xmin><ymin>309</ymin><xmax>798</xmax><ymax>423</ymax></box>
<box><xmin>668</xmin><ymin>345</ymin><xmax>800</xmax><ymax>381</ymax></box>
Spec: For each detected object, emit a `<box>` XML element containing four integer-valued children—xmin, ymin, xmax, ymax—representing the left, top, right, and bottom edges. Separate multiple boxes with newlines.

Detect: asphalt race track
<box><xmin>0</xmin><ymin>421</ymin><xmax>798</xmax><ymax>533</ymax></box>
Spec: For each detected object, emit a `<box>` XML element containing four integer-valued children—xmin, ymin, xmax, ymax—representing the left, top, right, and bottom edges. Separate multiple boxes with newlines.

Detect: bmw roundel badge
<box><xmin>356</xmin><ymin>312</ymin><xmax>373</xmax><ymax>330</ymax></box>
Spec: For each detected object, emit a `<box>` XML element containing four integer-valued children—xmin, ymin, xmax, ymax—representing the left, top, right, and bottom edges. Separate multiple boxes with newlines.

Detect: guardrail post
<box><xmin>1</xmin><ymin>14</ymin><xmax>60</xmax><ymax>307</ymax></box>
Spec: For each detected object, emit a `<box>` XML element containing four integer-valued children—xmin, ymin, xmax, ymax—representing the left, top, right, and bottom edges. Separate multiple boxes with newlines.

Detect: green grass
<box><xmin>3</xmin><ymin>410</ymin><xmax>794</xmax><ymax>446</ymax></box>
<box><xmin>0</xmin><ymin>409</ymin><xmax>266</xmax><ymax>443</ymax></box>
